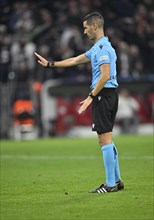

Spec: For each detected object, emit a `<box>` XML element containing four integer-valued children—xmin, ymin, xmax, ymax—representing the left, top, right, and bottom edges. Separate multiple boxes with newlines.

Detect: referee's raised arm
<box><xmin>35</xmin><ymin>52</ymin><xmax>90</xmax><ymax>68</ymax></box>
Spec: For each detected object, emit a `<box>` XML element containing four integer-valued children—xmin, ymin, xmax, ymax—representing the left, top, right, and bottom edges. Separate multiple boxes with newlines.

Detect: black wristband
<box><xmin>89</xmin><ymin>92</ymin><xmax>95</xmax><ymax>99</ymax></box>
<box><xmin>47</xmin><ymin>61</ymin><xmax>55</xmax><ymax>68</ymax></box>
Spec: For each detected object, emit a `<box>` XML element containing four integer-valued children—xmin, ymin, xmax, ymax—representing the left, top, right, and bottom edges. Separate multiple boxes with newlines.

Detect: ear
<box><xmin>93</xmin><ymin>22</ymin><xmax>97</xmax><ymax>30</ymax></box>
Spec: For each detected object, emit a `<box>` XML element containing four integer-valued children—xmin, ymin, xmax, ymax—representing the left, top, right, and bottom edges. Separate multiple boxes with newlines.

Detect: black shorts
<box><xmin>92</xmin><ymin>88</ymin><xmax>118</xmax><ymax>134</ymax></box>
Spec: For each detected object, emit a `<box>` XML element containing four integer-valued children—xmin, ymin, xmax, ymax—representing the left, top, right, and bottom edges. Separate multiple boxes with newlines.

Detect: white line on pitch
<box><xmin>0</xmin><ymin>155</ymin><xmax>153</xmax><ymax>160</ymax></box>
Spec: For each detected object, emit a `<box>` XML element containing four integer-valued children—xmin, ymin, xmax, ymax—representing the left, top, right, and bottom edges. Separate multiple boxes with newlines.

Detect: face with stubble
<box><xmin>83</xmin><ymin>21</ymin><xmax>96</xmax><ymax>42</ymax></box>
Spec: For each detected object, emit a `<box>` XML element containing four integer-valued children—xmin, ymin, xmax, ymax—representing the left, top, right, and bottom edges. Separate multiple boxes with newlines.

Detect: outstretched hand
<box><xmin>35</xmin><ymin>52</ymin><xmax>48</xmax><ymax>67</ymax></box>
<box><xmin>78</xmin><ymin>96</ymin><xmax>92</xmax><ymax>114</ymax></box>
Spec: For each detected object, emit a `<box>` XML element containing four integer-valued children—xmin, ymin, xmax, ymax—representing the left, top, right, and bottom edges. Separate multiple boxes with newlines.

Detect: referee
<box><xmin>35</xmin><ymin>12</ymin><xmax>124</xmax><ymax>193</ymax></box>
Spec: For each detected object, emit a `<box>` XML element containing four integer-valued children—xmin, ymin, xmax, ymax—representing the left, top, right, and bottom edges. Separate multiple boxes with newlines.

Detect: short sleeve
<box><xmin>85</xmin><ymin>48</ymin><xmax>92</xmax><ymax>60</ymax></box>
<box><xmin>96</xmin><ymin>45</ymin><xmax>110</xmax><ymax>65</ymax></box>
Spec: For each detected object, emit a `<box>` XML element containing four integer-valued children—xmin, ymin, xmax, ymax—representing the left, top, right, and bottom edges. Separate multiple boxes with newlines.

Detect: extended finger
<box><xmin>78</xmin><ymin>106</ymin><xmax>85</xmax><ymax>114</ymax></box>
<box><xmin>35</xmin><ymin>52</ymin><xmax>42</xmax><ymax>60</ymax></box>
<box><xmin>78</xmin><ymin>109</ymin><xmax>82</xmax><ymax>114</ymax></box>
<box><xmin>38</xmin><ymin>60</ymin><xmax>42</xmax><ymax>64</ymax></box>
<box><xmin>78</xmin><ymin>108</ymin><xmax>85</xmax><ymax>114</ymax></box>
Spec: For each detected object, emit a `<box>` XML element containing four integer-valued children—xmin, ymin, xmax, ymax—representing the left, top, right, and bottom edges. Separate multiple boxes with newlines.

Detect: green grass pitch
<box><xmin>0</xmin><ymin>135</ymin><xmax>153</xmax><ymax>220</ymax></box>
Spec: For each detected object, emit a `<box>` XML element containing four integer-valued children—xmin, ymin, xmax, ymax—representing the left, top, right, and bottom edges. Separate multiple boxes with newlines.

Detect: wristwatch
<box><xmin>47</xmin><ymin>60</ymin><xmax>55</xmax><ymax>67</ymax></box>
<box><xmin>89</xmin><ymin>92</ymin><xmax>95</xmax><ymax>99</ymax></box>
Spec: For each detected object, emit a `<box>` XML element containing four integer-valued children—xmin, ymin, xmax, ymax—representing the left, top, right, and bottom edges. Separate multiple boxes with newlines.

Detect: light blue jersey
<box><xmin>85</xmin><ymin>36</ymin><xmax>118</xmax><ymax>89</ymax></box>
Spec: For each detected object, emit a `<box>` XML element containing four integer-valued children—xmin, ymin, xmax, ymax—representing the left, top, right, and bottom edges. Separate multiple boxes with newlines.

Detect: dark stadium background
<box><xmin>0</xmin><ymin>0</ymin><xmax>154</xmax><ymax>139</ymax></box>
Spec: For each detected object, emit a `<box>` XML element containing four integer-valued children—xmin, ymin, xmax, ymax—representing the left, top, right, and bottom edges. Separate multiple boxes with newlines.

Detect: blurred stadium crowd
<box><xmin>0</xmin><ymin>0</ymin><xmax>154</xmax><ymax>138</ymax></box>
<box><xmin>1</xmin><ymin>0</ymin><xmax>154</xmax><ymax>82</ymax></box>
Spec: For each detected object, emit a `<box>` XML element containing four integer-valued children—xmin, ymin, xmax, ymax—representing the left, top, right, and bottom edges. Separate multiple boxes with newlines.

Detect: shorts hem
<box><xmin>92</xmin><ymin>129</ymin><xmax>113</xmax><ymax>134</ymax></box>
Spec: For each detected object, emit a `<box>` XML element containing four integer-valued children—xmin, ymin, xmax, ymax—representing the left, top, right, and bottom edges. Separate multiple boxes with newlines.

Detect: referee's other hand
<box><xmin>78</xmin><ymin>96</ymin><xmax>92</xmax><ymax>114</ymax></box>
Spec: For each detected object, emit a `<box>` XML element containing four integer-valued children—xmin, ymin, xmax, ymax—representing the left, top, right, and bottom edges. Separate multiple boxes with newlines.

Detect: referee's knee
<box><xmin>97</xmin><ymin>132</ymin><xmax>113</xmax><ymax>146</ymax></box>
<box><xmin>98</xmin><ymin>136</ymin><xmax>105</xmax><ymax>146</ymax></box>
<box><xmin>98</xmin><ymin>139</ymin><xmax>103</xmax><ymax>146</ymax></box>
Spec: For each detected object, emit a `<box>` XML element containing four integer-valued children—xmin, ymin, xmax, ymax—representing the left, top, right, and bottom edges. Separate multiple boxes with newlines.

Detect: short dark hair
<box><xmin>83</xmin><ymin>12</ymin><xmax>104</xmax><ymax>28</ymax></box>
